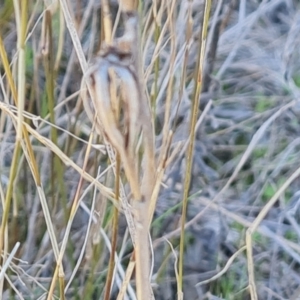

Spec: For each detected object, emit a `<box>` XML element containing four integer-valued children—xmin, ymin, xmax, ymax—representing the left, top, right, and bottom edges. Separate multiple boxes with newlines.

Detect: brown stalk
<box><xmin>86</xmin><ymin>7</ymin><xmax>155</xmax><ymax>300</ymax></box>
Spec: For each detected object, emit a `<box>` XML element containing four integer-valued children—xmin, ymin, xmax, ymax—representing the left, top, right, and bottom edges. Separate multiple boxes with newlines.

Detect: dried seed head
<box><xmin>86</xmin><ymin>46</ymin><xmax>142</xmax><ymax>200</ymax></box>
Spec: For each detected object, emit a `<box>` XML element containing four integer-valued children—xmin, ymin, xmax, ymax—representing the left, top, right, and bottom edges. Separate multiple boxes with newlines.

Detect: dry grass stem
<box><xmin>2</xmin><ymin>1</ymin><xmax>300</xmax><ymax>299</ymax></box>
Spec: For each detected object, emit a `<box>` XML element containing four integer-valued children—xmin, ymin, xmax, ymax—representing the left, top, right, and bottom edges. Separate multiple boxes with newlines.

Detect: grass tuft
<box><xmin>1</xmin><ymin>1</ymin><xmax>300</xmax><ymax>299</ymax></box>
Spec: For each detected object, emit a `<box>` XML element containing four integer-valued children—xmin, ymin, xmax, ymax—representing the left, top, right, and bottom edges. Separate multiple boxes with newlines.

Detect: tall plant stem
<box><xmin>178</xmin><ymin>0</ymin><xmax>212</xmax><ymax>296</ymax></box>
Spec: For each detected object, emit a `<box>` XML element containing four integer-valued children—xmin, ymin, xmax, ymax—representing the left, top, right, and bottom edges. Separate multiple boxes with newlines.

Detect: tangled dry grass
<box><xmin>1</xmin><ymin>0</ymin><xmax>300</xmax><ymax>299</ymax></box>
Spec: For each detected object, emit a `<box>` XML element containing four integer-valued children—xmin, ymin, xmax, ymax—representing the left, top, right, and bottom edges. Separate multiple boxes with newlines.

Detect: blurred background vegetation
<box><xmin>1</xmin><ymin>0</ymin><xmax>300</xmax><ymax>299</ymax></box>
